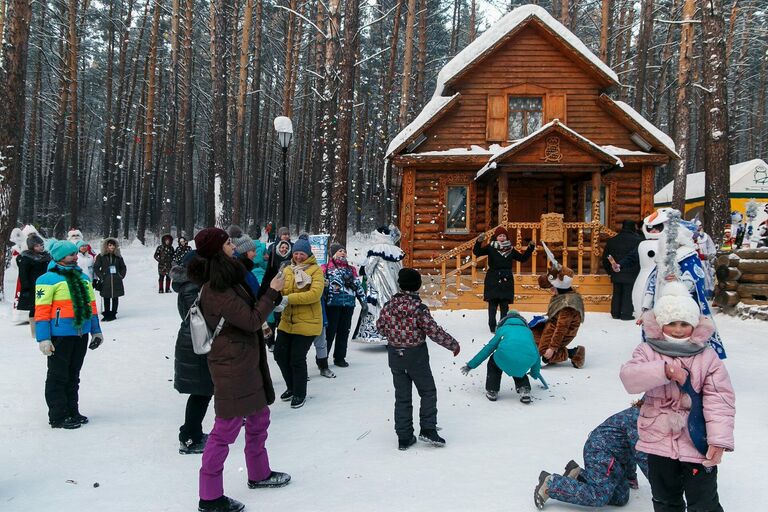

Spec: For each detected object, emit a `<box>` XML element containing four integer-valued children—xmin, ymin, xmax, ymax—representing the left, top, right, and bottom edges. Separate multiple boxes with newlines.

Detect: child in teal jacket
<box><xmin>461</xmin><ymin>311</ymin><xmax>545</xmax><ymax>403</ymax></box>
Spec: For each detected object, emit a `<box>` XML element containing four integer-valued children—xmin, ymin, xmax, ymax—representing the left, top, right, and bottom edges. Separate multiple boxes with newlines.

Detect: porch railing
<box><xmin>432</xmin><ymin>220</ymin><xmax>616</xmax><ymax>298</ymax></box>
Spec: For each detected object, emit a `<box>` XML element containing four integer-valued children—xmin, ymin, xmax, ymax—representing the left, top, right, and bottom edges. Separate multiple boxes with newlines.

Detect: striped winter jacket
<box><xmin>34</xmin><ymin>262</ymin><xmax>102</xmax><ymax>342</ymax></box>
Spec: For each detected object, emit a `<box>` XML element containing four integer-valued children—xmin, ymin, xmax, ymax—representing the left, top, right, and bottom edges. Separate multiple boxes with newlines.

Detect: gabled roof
<box><xmin>434</xmin><ymin>5</ymin><xmax>620</xmax><ymax>99</ymax></box>
<box><xmin>385</xmin><ymin>93</ymin><xmax>461</xmax><ymax>158</ymax></box>
<box><xmin>475</xmin><ymin>120</ymin><xmax>623</xmax><ymax>179</ymax></box>
<box><xmin>655</xmin><ymin>159</ymin><xmax>768</xmax><ymax>204</ymax></box>
<box><xmin>597</xmin><ymin>94</ymin><xmax>679</xmax><ymax>159</ymax></box>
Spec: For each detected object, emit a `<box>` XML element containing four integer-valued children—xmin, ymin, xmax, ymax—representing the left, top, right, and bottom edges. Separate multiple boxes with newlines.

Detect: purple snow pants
<box><xmin>199</xmin><ymin>406</ymin><xmax>272</xmax><ymax>501</ymax></box>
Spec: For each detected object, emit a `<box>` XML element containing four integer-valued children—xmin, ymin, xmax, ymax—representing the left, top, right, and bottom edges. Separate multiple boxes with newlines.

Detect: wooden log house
<box><xmin>387</xmin><ymin>5</ymin><xmax>679</xmax><ymax>312</ymax></box>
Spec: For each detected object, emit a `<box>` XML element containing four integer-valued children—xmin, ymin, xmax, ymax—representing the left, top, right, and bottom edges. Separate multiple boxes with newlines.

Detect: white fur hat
<box><xmin>653</xmin><ymin>281</ymin><xmax>701</xmax><ymax>327</ymax></box>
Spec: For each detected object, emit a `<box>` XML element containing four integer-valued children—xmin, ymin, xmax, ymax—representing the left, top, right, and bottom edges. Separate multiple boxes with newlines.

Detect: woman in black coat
<box><xmin>171</xmin><ymin>251</ymin><xmax>214</xmax><ymax>454</ymax></box>
<box><xmin>93</xmin><ymin>238</ymin><xmax>127</xmax><ymax>321</ymax></box>
<box><xmin>17</xmin><ymin>233</ymin><xmax>52</xmax><ymax>336</ymax></box>
<box><xmin>473</xmin><ymin>226</ymin><xmax>535</xmax><ymax>332</ymax></box>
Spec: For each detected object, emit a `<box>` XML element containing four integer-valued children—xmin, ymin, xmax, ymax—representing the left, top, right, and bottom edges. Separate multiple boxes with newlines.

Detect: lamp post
<box><xmin>274</xmin><ymin>116</ymin><xmax>293</xmax><ymax>230</ymax></box>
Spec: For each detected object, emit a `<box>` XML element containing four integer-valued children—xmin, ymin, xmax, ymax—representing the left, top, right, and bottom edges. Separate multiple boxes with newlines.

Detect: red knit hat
<box><xmin>494</xmin><ymin>226</ymin><xmax>509</xmax><ymax>239</ymax></box>
<box><xmin>194</xmin><ymin>227</ymin><xmax>229</xmax><ymax>259</ymax></box>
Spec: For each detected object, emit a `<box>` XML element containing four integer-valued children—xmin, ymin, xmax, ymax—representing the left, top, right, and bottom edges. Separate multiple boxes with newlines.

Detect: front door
<box><xmin>507</xmin><ymin>179</ymin><xmax>549</xmax><ymax>222</ymax></box>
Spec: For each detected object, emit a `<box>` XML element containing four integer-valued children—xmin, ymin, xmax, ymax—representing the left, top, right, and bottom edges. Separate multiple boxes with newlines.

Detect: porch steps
<box><xmin>425</xmin><ymin>273</ymin><xmax>613</xmax><ymax>313</ymax></box>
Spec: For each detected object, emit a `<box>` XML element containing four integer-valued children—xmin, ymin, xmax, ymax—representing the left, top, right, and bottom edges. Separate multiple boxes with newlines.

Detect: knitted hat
<box><xmin>293</xmin><ymin>236</ymin><xmax>312</xmax><ymax>257</ymax></box>
<box><xmin>226</xmin><ymin>225</ymin><xmax>244</xmax><ymax>238</ymax></box>
<box><xmin>194</xmin><ymin>228</ymin><xmax>229</xmax><ymax>259</ymax></box>
<box><xmin>50</xmin><ymin>240</ymin><xmax>78</xmax><ymax>262</ymax></box>
<box><xmin>181</xmin><ymin>249</ymin><xmax>198</xmax><ymax>267</ymax></box>
<box><xmin>494</xmin><ymin>226</ymin><xmax>509</xmax><ymax>239</ymax></box>
<box><xmin>278</xmin><ymin>227</ymin><xmax>290</xmax><ymax>238</ymax></box>
<box><xmin>398</xmin><ymin>268</ymin><xmax>422</xmax><ymax>292</ymax></box>
<box><xmin>233</xmin><ymin>235</ymin><xmax>256</xmax><ymax>255</ymax></box>
<box><xmin>653</xmin><ymin>281</ymin><xmax>701</xmax><ymax>328</ymax></box>
<box><xmin>330</xmin><ymin>242</ymin><xmax>345</xmax><ymax>259</ymax></box>
<box><xmin>27</xmin><ymin>233</ymin><xmax>45</xmax><ymax>249</ymax></box>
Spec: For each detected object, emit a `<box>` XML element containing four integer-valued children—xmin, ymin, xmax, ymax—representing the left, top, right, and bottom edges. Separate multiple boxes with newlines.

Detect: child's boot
<box><xmin>485</xmin><ymin>390</ymin><xmax>498</xmax><ymax>402</ymax></box>
<box><xmin>517</xmin><ymin>385</ymin><xmax>532</xmax><ymax>404</ymax></box>
<box><xmin>534</xmin><ymin>471</ymin><xmax>551</xmax><ymax>509</ymax></box>
<box><xmin>569</xmin><ymin>345</ymin><xmax>586</xmax><ymax>368</ymax></box>
<box><xmin>563</xmin><ymin>459</ymin><xmax>582</xmax><ymax>479</ymax></box>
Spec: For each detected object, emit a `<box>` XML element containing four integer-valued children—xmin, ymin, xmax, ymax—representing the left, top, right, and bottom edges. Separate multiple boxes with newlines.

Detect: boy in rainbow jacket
<box><xmin>35</xmin><ymin>240</ymin><xmax>104</xmax><ymax>429</ymax></box>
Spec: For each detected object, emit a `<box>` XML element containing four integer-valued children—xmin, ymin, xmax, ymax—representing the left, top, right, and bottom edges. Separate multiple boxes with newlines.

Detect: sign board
<box><xmin>309</xmin><ymin>234</ymin><xmax>330</xmax><ymax>265</ymax></box>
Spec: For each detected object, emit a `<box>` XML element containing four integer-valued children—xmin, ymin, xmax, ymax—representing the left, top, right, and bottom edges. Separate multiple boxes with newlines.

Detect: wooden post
<box><xmin>400</xmin><ymin>167</ymin><xmax>416</xmax><ymax>266</ymax></box>
<box><xmin>455</xmin><ymin>254</ymin><xmax>461</xmax><ymax>290</ymax></box>
<box><xmin>641</xmin><ymin>165</ymin><xmax>655</xmax><ymax>217</ymax></box>
<box><xmin>441</xmin><ymin>261</ymin><xmax>446</xmax><ymax>297</ymax></box>
<box><xmin>498</xmin><ymin>173</ymin><xmax>508</xmax><ymax>227</ymax></box>
<box><xmin>590</xmin><ymin>171</ymin><xmax>601</xmax><ymax>272</ymax></box>
<box><xmin>471</xmin><ymin>253</ymin><xmax>477</xmax><ymax>283</ymax></box>
<box><xmin>484</xmin><ymin>182</ymin><xmax>492</xmax><ymax>230</ymax></box>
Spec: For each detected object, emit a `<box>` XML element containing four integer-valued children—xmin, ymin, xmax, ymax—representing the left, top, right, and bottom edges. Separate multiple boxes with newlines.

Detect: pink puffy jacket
<box><xmin>620</xmin><ymin>321</ymin><xmax>735</xmax><ymax>464</ymax></box>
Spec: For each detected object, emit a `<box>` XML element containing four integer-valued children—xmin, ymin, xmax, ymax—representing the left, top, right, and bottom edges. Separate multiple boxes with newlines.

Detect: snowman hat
<box><xmin>653</xmin><ymin>281</ymin><xmax>701</xmax><ymax>328</ymax></box>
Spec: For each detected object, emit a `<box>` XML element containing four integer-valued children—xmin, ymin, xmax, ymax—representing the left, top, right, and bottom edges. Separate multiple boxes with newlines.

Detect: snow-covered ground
<box><xmin>1</xmin><ymin>241</ymin><xmax>764</xmax><ymax>511</ymax></box>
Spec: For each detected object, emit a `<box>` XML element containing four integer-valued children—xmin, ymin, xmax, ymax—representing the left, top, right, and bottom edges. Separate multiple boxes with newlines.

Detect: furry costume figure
<box><xmin>67</xmin><ymin>229</ymin><xmax>84</xmax><ymax>244</ymax></box>
<box><xmin>639</xmin><ymin>210</ymin><xmax>726</xmax><ymax>359</ymax></box>
<box><xmin>352</xmin><ymin>226</ymin><xmax>404</xmax><ymax>344</ymax></box>
<box><xmin>10</xmin><ymin>225</ymin><xmax>41</xmax><ymax>322</ymax></box>
<box><xmin>532</xmin><ymin>242</ymin><xmax>586</xmax><ymax>367</ymax></box>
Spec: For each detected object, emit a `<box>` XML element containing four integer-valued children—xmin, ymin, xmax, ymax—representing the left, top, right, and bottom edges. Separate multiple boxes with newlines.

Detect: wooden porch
<box><xmin>421</xmin><ymin>217</ymin><xmax>615</xmax><ymax>312</ymax></box>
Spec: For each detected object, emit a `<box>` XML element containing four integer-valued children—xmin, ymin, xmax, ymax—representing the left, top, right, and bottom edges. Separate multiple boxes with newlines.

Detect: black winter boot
<box><xmin>418</xmin><ymin>429</ymin><xmax>446</xmax><ymax>446</ymax></box>
<box><xmin>398</xmin><ymin>435</ymin><xmax>417</xmax><ymax>451</ymax></box>
<box><xmin>247</xmin><ymin>471</ymin><xmax>291</xmax><ymax>488</ymax></box>
<box><xmin>50</xmin><ymin>417</ymin><xmax>82</xmax><ymax>429</ymax></box>
<box><xmin>198</xmin><ymin>496</ymin><xmax>245</xmax><ymax>512</ymax></box>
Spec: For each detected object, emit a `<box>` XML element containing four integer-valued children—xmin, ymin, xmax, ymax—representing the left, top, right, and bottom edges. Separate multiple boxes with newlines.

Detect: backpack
<box><xmin>186</xmin><ymin>289</ymin><xmax>225</xmax><ymax>355</ymax></box>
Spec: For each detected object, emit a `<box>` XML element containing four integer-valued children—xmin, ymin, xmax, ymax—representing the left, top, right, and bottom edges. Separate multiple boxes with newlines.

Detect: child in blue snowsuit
<box><xmin>460</xmin><ymin>311</ymin><xmax>545</xmax><ymax>403</ymax></box>
<box><xmin>535</xmin><ymin>405</ymin><xmax>649</xmax><ymax>509</ymax></box>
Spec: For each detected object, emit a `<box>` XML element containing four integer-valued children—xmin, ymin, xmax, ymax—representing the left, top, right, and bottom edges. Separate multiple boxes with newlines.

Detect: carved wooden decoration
<box><xmin>540</xmin><ymin>213</ymin><xmax>565</xmax><ymax>243</ymax></box>
<box><xmin>542</xmin><ymin>136</ymin><xmax>563</xmax><ymax>162</ymax></box>
<box><xmin>400</xmin><ymin>168</ymin><xmax>416</xmax><ymax>266</ymax></box>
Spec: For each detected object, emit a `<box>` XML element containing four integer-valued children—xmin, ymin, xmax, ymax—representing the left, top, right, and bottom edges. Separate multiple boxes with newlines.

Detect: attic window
<box><xmin>508</xmin><ymin>97</ymin><xmax>543</xmax><ymax>139</ymax></box>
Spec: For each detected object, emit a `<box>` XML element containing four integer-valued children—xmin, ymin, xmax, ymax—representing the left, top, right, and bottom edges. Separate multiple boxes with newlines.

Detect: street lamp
<box><xmin>274</xmin><ymin>116</ymin><xmax>293</xmax><ymax>230</ymax></box>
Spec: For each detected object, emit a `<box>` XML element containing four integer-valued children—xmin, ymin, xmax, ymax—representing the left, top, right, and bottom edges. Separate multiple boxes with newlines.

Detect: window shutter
<box><xmin>486</xmin><ymin>94</ymin><xmax>507</xmax><ymax>142</ymax></box>
<box><xmin>546</xmin><ymin>93</ymin><xmax>567</xmax><ymax>123</ymax></box>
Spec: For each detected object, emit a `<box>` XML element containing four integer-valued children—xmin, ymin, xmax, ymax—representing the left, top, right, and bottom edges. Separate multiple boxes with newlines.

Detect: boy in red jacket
<box><xmin>376</xmin><ymin>268</ymin><xmax>460</xmax><ymax>450</ymax></box>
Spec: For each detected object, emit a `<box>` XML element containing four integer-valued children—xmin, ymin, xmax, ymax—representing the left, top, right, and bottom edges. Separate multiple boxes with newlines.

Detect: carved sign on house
<box><xmin>540</xmin><ymin>213</ymin><xmax>564</xmax><ymax>243</ymax></box>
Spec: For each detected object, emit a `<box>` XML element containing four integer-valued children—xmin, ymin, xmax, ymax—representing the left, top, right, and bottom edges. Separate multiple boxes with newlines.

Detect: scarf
<box><xmin>547</xmin><ymin>291</ymin><xmax>585</xmax><ymax>323</ymax></box>
<box><xmin>291</xmin><ymin>261</ymin><xmax>313</xmax><ymax>289</ymax></box>
<box><xmin>492</xmin><ymin>240</ymin><xmax>512</xmax><ymax>255</ymax></box>
<box><xmin>54</xmin><ymin>266</ymin><xmax>91</xmax><ymax>329</ymax></box>
<box><xmin>646</xmin><ymin>337</ymin><xmax>706</xmax><ymax>357</ymax></box>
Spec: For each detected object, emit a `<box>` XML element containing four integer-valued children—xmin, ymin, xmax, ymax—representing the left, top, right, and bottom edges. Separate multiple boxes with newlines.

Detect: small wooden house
<box><xmin>387</xmin><ymin>5</ymin><xmax>678</xmax><ymax>311</ymax></box>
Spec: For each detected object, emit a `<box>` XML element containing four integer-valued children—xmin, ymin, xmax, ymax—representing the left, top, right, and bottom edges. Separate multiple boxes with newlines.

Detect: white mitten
<box><xmin>273</xmin><ymin>296</ymin><xmax>289</xmax><ymax>313</ymax></box>
<box><xmin>39</xmin><ymin>340</ymin><xmax>54</xmax><ymax>356</ymax></box>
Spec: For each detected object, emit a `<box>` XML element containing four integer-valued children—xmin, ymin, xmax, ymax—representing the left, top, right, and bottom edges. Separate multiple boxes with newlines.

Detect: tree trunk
<box><xmin>319</xmin><ymin>0</ymin><xmax>341</xmax><ymax>233</ymax></box>
<box><xmin>247</xmin><ymin>0</ymin><xmax>263</xmax><ymax>232</ymax></box>
<box><xmin>702</xmin><ymin>0</ymin><xmax>731</xmax><ymax>245</ymax></box>
<box><xmin>328</xmin><ymin>0</ymin><xmax>360</xmax><ymax>244</ymax></box>
<box><xmin>232</xmin><ymin>0</ymin><xmax>253</xmax><ymax>225</ymax></box>
<box><xmin>0</xmin><ymin>0</ymin><xmax>32</xmax><ymax>300</ymax></box>
<box><xmin>414</xmin><ymin>0</ymin><xmax>427</xmax><ymax>108</ymax></box>
<box><xmin>670</xmin><ymin>0</ymin><xmax>696</xmax><ymax>212</ymax></box>
<box><xmin>137</xmin><ymin>0</ymin><xmax>162</xmax><ymax>243</ymax></box>
<box><xmin>66</xmin><ymin>0</ymin><xmax>80</xmax><ymax>228</ymax></box>
<box><xmin>632</xmin><ymin>0</ymin><xmax>654</xmax><ymax>113</ymax></box>
<box><xmin>599</xmin><ymin>0</ymin><xmax>612</xmax><ymax>63</ymax></box>
<box><xmin>398</xmin><ymin>0</ymin><xmax>417</xmax><ymax>130</ymax></box>
<box><xmin>210</xmin><ymin>0</ymin><xmax>230</xmax><ymax>227</ymax></box>
<box><xmin>182</xmin><ymin>0</ymin><xmax>194</xmax><ymax>237</ymax></box>
<box><xmin>102</xmin><ymin>0</ymin><xmax>116</xmax><ymax>235</ymax></box>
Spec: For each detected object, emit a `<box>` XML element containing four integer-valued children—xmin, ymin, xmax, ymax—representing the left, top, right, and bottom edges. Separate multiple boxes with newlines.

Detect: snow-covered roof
<box><xmin>654</xmin><ymin>159</ymin><xmax>768</xmax><ymax>204</ymax></box>
<box><xmin>385</xmin><ymin>93</ymin><xmax>460</xmax><ymax>158</ymax></box>
<box><xmin>602</xmin><ymin>145</ymin><xmax>653</xmax><ymax>156</ymax></box>
<box><xmin>387</xmin><ymin>5</ymin><xmax>621</xmax><ymax>159</ymax></box>
<box><xmin>433</xmin><ymin>5</ymin><xmax>619</xmax><ymax>100</ymax></box>
<box><xmin>475</xmin><ymin>120</ymin><xmax>623</xmax><ymax>179</ymax></box>
<box><xmin>597</xmin><ymin>96</ymin><xmax>678</xmax><ymax>158</ymax></box>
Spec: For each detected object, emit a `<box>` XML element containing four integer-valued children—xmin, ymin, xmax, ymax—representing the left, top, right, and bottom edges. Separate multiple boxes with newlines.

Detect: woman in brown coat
<box><xmin>192</xmin><ymin>228</ymin><xmax>291</xmax><ymax>512</ymax></box>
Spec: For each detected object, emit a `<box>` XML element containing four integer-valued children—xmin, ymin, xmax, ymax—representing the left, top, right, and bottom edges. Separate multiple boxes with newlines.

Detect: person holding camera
<box><xmin>35</xmin><ymin>240</ymin><xmax>104</xmax><ymax>430</ymax></box>
<box><xmin>321</xmin><ymin>243</ymin><xmax>367</xmax><ymax>368</ymax></box>
<box><xmin>473</xmin><ymin>227</ymin><xmax>535</xmax><ymax>333</ymax></box>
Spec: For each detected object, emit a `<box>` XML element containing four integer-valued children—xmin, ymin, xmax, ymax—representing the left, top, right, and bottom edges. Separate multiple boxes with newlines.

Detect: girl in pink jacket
<box><xmin>620</xmin><ymin>281</ymin><xmax>735</xmax><ymax>512</ymax></box>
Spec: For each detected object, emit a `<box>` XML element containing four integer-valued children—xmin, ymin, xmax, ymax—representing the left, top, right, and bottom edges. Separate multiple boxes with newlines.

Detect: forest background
<box><xmin>0</xmin><ymin>0</ymin><xmax>766</xmax><ymax>297</ymax></box>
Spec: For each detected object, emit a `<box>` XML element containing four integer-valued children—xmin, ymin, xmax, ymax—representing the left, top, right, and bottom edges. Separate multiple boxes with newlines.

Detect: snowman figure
<box><xmin>613</xmin><ymin>208</ymin><xmax>725</xmax><ymax>358</ymax></box>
